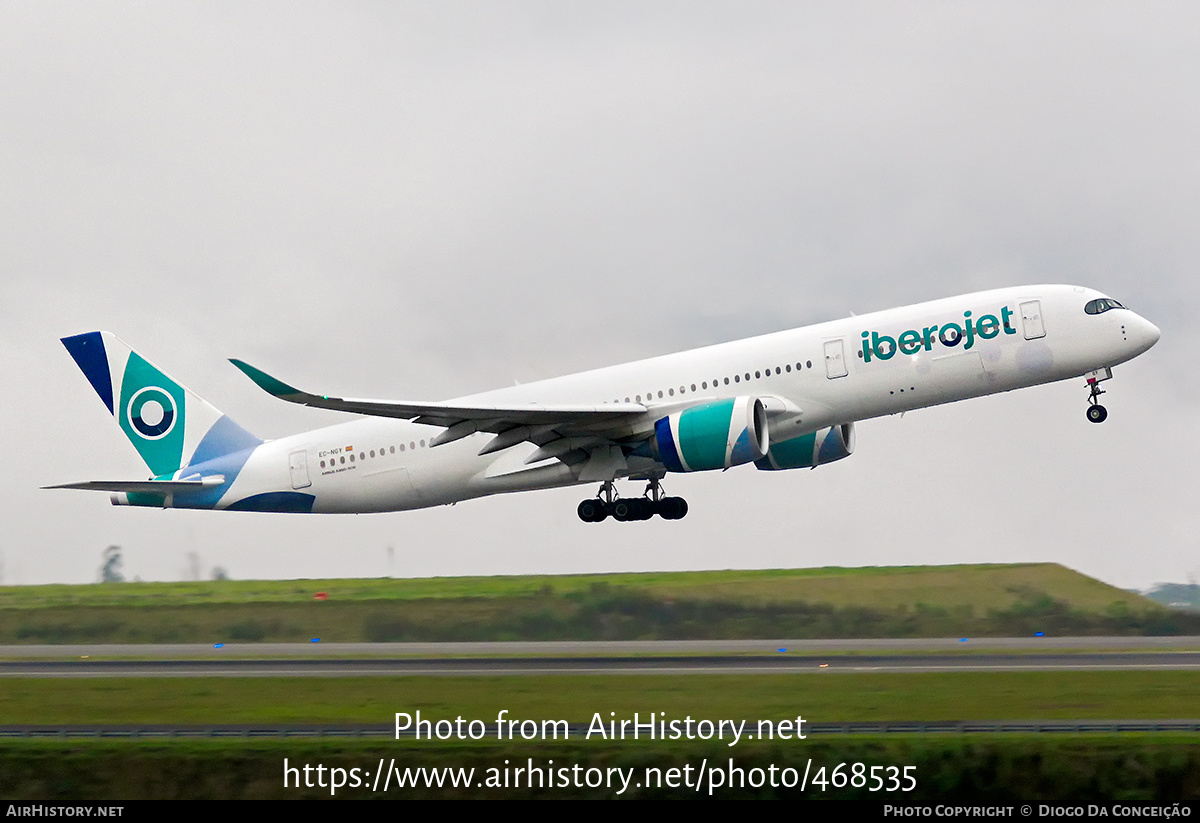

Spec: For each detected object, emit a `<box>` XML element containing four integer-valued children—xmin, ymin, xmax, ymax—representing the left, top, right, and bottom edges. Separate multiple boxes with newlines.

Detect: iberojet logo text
<box><xmin>861</xmin><ymin>306</ymin><xmax>1016</xmax><ymax>362</ymax></box>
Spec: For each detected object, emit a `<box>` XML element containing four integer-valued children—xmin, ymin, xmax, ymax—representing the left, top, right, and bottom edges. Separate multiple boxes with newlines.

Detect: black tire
<box><xmin>635</xmin><ymin>498</ymin><xmax>655</xmax><ymax>520</ymax></box>
<box><xmin>577</xmin><ymin>499</ymin><xmax>606</xmax><ymax>522</ymax></box>
<box><xmin>659</xmin><ymin>496</ymin><xmax>688</xmax><ymax>520</ymax></box>
<box><xmin>613</xmin><ymin>500</ymin><xmax>634</xmax><ymax>522</ymax></box>
<box><xmin>1087</xmin><ymin>404</ymin><xmax>1108</xmax><ymax>423</ymax></box>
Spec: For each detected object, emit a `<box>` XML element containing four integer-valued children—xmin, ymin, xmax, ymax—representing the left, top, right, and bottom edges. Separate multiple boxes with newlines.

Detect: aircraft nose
<box><xmin>1129</xmin><ymin>313</ymin><xmax>1161</xmax><ymax>354</ymax></box>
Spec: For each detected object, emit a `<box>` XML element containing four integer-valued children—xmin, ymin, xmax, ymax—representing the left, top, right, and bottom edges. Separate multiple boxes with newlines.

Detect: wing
<box><xmin>229</xmin><ymin>359</ymin><xmax>652</xmax><ymax>478</ymax></box>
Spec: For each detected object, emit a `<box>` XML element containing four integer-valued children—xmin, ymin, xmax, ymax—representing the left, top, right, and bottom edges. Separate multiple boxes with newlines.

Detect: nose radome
<box><xmin>1133</xmin><ymin>314</ymin><xmax>1161</xmax><ymax>352</ymax></box>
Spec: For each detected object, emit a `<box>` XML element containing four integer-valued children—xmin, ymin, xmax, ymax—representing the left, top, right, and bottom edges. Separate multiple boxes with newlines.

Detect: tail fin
<box><xmin>61</xmin><ymin>332</ymin><xmax>262</xmax><ymax>476</ymax></box>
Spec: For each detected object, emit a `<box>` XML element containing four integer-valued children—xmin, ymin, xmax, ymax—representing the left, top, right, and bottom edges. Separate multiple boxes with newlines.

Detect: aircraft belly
<box><xmin>470</xmin><ymin>442</ymin><xmax>582</xmax><ymax>496</ymax></box>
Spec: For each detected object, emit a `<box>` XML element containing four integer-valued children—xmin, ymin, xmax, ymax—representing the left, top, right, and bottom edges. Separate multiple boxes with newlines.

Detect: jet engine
<box><xmin>651</xmin><ymin>397</ymin><xmax>769</xmax><ymax>472</ymax></box>
<box><xmin>754</xmin><ymin>423</ymin><xmax>855</xmax><ymax>471</ymax></box>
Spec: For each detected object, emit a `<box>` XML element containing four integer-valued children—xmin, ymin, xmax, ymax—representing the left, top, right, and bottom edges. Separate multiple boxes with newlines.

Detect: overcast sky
<box><xmin>1</xmin><ymin>2</ymin><xmax>1195</xmax><ymax>590</ymax></box>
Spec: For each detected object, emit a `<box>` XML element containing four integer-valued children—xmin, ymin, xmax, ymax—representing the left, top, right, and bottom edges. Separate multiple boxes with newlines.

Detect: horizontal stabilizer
<box><xmin>43</xmin><ymin>476</ymin><xmax>226</xmax><ymax>494</ymax></box>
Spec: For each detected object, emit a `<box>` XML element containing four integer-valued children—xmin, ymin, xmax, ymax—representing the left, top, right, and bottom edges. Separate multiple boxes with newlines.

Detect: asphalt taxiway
<box><xmin>1</xmin><ymin>638</ymin><xmax>1197</xmax><ymax>677</ymax></box>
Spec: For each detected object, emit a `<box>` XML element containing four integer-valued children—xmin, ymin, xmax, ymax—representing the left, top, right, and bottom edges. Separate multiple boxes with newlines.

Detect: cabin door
<box><xmin>288</xmin><ymin>449</ymin><xmax>312</xmax><ymax>489</ymax></box>
<box><xmin>824</xmin><ymin>339</ymin><xmax>848</xmax><ymax>379</ymax></box>
<box><xmin>1019</xmin><ymin>300</ymin><xmax>1046</xmax><ymax>340</ymax></box>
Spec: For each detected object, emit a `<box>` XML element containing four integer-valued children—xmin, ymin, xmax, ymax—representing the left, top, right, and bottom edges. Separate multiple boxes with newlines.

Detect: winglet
<box><xmin>229</xmin><ymin>359</ymin><xmax>304</xmax><ymax>399</ymax></box>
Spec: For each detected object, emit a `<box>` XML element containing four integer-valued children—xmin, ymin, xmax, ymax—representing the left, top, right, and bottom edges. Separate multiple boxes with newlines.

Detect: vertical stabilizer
<box><xmin>61</xmin><ymin>332</ymin><xmax>262</xmax><ymax>476</ymax></box>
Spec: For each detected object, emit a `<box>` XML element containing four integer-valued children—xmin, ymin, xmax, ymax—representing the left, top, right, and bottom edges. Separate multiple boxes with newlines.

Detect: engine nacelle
<box><xmin>652</xmin><ymin>397</ymin><xmax>769</xmax><ymax>472</ymax></box>
<box><xmin>754</xmin><ymin>422</ymin><xmax>855</xmax><ymax>471</ymax></box>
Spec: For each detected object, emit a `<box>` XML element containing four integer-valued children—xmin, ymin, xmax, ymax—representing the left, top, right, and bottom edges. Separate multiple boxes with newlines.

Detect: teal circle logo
<box><xmin>127</xmin><ymin>387</ymin><xmax>176</xmax><ymax>439</ymax></box>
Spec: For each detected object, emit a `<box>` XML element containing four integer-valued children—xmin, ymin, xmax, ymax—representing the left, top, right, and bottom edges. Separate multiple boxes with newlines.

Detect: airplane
<box><xmin>47</xmin><ymin>284</ymin><xmax>1159</xmax><ymax>522</ymax></box>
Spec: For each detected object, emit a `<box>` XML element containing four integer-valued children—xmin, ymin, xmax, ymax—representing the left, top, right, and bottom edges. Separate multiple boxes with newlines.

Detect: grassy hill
<box><xmin>0</xmin><ymin>563</ymin><xmax>1191</xmax><ymax>643</ymax></box>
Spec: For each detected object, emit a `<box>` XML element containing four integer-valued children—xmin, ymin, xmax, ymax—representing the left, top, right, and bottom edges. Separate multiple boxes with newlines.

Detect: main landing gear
<box><xmin>577</xmin><ymin>478</ymin><xmax>688</xmax><ymax>523</ymax></box>
<box><xmin>1085</xmin><ymin>369</ymin><xmax>1111</xmax><ymax>424</ymax></box>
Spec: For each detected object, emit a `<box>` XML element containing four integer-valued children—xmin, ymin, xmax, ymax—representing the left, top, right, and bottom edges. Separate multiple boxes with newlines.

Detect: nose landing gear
<box><xmin>1085</xmin><ymin>368</ymin><xmax>1112</xmax><ymax>423</ymax></box>
<box><xmin>576</xmin><ymin>477</ymin><xmax>687</xmax><ymax>523</ymax></box>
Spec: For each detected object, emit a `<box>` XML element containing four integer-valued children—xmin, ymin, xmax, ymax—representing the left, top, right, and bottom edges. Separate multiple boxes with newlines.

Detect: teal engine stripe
<box><xmin>653</xmin><ymin>398</ymin><xmax>766</xmax><ymax>473</ymax></box>
<box><xmin>676</xmin><ymin>398</ymin><xmax>736</xmax><ymax>471</ymax></box>
<box><xmin>755</xmin><ymin>425</ymin><xmax>854</xmax><ymax>471</ymax></box>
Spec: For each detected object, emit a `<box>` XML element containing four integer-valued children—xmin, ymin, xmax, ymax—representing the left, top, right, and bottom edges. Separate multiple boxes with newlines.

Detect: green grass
<box><xmin>0</xmin><ymin>563</ymin><xmax>1190</xmax><ymax>643</ymax></box>
<box><xmin>0</xmin><ymin>563</ymin><xmax>1156</xmax><ymax>611</ymax></box>
<box><xmin>4</xmin><ymin>736</ymin><xmax>1200</xmax><ymax>800</ymax></box>
<box><xmin>3</xmin><ymin>671</ymin><xmax>1199</xmax><ymax>725</ymax></box>
<box><xmin>2</xmin><ymin>567</ymin><xmax>1194</xmax><ymax>799</ymax></box>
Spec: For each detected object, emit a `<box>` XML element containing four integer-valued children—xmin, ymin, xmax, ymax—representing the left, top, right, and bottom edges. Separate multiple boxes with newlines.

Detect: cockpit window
<box><xmin>1085</xmin><ymin>298</ymin><xmax>1127</xmax><ymax>315</ymax></box>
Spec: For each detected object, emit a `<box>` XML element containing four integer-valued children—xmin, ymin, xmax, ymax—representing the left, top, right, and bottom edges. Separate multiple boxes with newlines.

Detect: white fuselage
<box><xmin>213</xmin><ymin>284</ymin><xmax>1159</xmax><ymax>513</ymax></box>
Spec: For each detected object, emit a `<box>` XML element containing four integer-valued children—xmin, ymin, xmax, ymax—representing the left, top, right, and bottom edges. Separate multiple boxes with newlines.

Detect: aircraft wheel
<box><xmin>623</xmin><ymin>498</ymin><xmax>650</xmax><ymax>521</ymax></box>
<box><xmin>658</xmin><ymin>497</ymin><xmax>688</xmax><ymax>520</ymax></box>
<box><xmin>1086</xmin><ymin>404</ymin><xmax>1108</xmax><ymax>424</ymax></box>
<box><xmin>612</xmin><ymin>499</ymin><xmax>635</xmax><ymax>522</ymax></box>
<box><xmin>636</xmin><ymin>499</ymin><xmax>655</xmax><ymax>520</ymax></box>
<box><xmin>577</xmin><ymin>499</ymin><xmax>606</xmax><ymax>522</ymax></box>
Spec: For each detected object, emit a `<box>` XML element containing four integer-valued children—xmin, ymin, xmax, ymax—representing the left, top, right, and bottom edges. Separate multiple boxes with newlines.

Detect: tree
<box><xmin>99</xmin><ymin>545</ymin><xmax>124</xmax><ymax>583</ymax></box>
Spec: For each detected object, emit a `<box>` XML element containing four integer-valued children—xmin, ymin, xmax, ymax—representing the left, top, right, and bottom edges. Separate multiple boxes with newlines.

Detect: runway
<box><xmin>4</xmin><ymin>639</ymin><xmax>1196</xmax><ymax>740</ymax></box>
<box><xmin>1</xmin><ymin>638</ymin><xmax>1198</xmax><ymax>677</ymax></box>
<box><xmin>3</xmin><ymin>636</ymin><xmax>1200</xmax><ymax>656</ymax></box>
